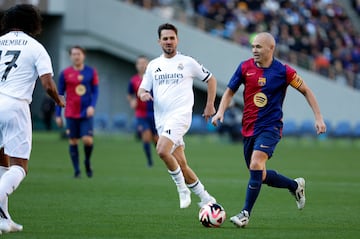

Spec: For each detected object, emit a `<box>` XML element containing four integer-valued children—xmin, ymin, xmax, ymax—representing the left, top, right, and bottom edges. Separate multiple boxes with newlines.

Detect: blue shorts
<box><xmin>243</xmin><ymin>128</ymin><xmax>281</xmax><ymax>168</ymax></box>
<box><xmin>136</xmin><ymin>116</ymin><xmax>157</xmax><ymax>135</ymax></box>
<box><xmin>66</xmin><ymin>117</ymin><xmax>94</xmax><ymax>139</ymax></box>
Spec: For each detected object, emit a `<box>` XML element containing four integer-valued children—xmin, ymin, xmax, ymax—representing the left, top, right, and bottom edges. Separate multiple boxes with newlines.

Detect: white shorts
<box><xmin>156</xmin><ymin>112</ymin><xmax>192</xmax><ymax>151</ymax></box>
<box><xmin>0</xmin><ymin>94</ymin><xmax>32</xmax><ymax>159</ymax></box>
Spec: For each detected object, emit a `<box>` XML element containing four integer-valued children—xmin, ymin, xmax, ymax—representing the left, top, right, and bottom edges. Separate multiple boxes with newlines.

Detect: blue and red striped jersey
<box><xmin>56</xmin><ymin>65</ymin><xmax>99</xmax><ymax>118</ymax></box>
<box><xmin>228</xmin><ymin>58</ymin><xmax>297</xmax><ymax>137</ymax></box>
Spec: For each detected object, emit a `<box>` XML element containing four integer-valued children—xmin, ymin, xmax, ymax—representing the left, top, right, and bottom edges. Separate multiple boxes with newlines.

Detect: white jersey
<box><xmin>0</xmin><ymin>31</ymin><xmax>53</xmax><ymax>104</ymax></box>
<box><xmin>141</xmin><ymin>52</ymin><xmax>212</xmax><ymax>126</ymax></box>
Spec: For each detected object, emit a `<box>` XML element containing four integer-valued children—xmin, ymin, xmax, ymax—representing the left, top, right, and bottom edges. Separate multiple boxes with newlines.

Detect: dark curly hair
<box><xmin>1</xmin><ymin>4</ymin><xmax>42</xmax><ymax>36</ymax></box>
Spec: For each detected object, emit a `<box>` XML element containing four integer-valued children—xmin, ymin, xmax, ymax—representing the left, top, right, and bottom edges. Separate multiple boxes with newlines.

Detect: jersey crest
<box><xmin>258</xmin><ymin>77</ymin><xmax>266</xmax><ymax>86</ymax></box>
<box><xmin>177</xmin><ymin>63</ymin><xmax>184</xmax><ymax>70</ymax></box>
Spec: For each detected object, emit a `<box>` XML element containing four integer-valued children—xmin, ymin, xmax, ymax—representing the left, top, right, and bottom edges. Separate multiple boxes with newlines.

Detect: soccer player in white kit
<box><xmin>0</xmin><ymin>4</ymin><xmax>65</xmax><ymax>233</ymax></box>
<box><xmin>138</xmin><ymin>23</ymin><xmax>217</xmax><ymax>209</ymax></box>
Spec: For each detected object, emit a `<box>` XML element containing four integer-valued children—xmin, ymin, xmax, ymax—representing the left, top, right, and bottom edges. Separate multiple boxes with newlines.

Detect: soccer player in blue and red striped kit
<box><xmin>127</xmin><ymin>55</ymin><xmax>158</xmax><ymax>167</ymax></box>
<box><xmin>56</xmin><ymin>45</ymin><xmax>99</xmax><ymax>178</ymax></box>
<box><xmin>212</xmin><ymin>32</ymin><xmax>326</xmax><ymax>227</ymax></box>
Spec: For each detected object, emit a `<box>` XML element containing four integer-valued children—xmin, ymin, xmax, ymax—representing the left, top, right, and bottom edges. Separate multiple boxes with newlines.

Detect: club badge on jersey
<box><xmin>258</xmin><ymin>77</ymin><xmax>266</xmax><ymax>86</ymax></box>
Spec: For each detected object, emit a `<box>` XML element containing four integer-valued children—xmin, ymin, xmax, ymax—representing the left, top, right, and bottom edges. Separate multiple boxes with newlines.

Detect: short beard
<box><xmin>163</xmin><ymin>48</ymin><xmax>175</xmax><ymax>56</ymax></box>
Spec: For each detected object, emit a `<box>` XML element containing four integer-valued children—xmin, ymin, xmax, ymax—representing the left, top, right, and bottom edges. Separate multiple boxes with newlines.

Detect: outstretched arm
<box><xmin>203</xmin><ymin>76</ymin><xmax>217</xmax><ymax>122</ymax></box>
<box><xmin>295</xmin><ymin>80</ymin><xmax>326</xmax><ymax>134</ymax></box>
<box><xmin>211</xmin><ymin>88</ymin><xmax>235</xmax><ymax>126</ymax></box>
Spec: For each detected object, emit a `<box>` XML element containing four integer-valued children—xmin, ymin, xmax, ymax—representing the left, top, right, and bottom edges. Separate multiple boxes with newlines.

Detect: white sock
<box><xmin>187</xmin><ymin>180</ymin><xmax>210</xmax><ymax>200</ymax></box>
<box><xmin>0</xmin><ymin>166</ymin><xmax>10</xmax><ymax>218</ymax></box>
<box><xmin>0</xmin><ymin>165</ymin><xmax>26</xmax><ymax>208</ymax></box>
<box><xmin>168</xmin><ymin>166</ymin><xmax>187</xmax><ymax>192</ymax></box>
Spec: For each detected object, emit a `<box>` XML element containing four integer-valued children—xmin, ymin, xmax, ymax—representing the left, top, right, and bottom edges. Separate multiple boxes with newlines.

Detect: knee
<box><xmin>249</xmin><ymin>160</ymin><xmax>263</xmax><ymax>170</ymax></box>
<box><xmin>142</xmin><ymin>130</ymin><xmax>152</xmax><ymax>143</ymax></box>
<box><xmin>82</xmin><ymin>136</ymin><xmax>93</xmax><ymax>146</ymax></box>
<box><xmin>69</xmin><ymin>138</ymin><xmax>78</xmax><ymax>145</ymax></box>
<box><xmin>156</xmin><ymin>145</ymin><xmax>169</xmax><ymax>160</ymax></box>
<box><xmin>249</xmin><ymin>151</ymin><xmax>268</xmax><ymax>170</ymax></box>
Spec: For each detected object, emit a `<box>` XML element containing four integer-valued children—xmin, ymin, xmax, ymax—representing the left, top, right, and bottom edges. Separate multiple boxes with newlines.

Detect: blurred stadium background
<box><xmin>1</xmin><ymin>0</ymin><xmax>360</xmax><ymax>138</ymax></box>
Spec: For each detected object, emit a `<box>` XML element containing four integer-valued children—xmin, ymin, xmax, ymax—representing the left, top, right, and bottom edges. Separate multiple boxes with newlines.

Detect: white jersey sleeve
<box><xmin>140</xmin><ymin>61</ymin><xmax>154</xmax><ymax>92</ymax></box>
<box><xmin>0</xmin><ymin>31</ymin><xmax>53</xmax><ymax>103</ymax></box>
<box><xmin>187</xmin><ymin>56</ymin><xmax>212</xmax><ymax>83</ymax></box>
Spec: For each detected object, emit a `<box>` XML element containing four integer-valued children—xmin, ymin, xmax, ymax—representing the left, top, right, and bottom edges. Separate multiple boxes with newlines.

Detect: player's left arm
<box><xmin>290</xmin><ymin>74</ymin><xmax>326</xmax><ymax>134</ymax></box>
<box><xmin>88</xmin><ymin>68</ymin><xmax>99</xmax><ymax>117</ymax></box>
<box><xmin>203</xmin><ymin>75</ymin><xmax>217</xmax><ymax>122</ymax></box>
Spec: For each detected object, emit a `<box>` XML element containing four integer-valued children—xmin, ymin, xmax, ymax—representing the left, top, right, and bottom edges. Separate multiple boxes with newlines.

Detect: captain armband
<box><xmin>289</xmin><ymin>74</ymin><xmax>303</xmax><ymax>89</ymax></box>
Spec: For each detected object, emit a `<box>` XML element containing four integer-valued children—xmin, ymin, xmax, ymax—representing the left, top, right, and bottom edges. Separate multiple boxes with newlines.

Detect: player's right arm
<box><xmin>137</xmin><ymin>87</ymin><xmax>153</xmax><ymax>102</ymax></box>
<box><xmin>137</xmin><ymin>70</ymin><xmax>153</xmax><ymax>102</ymax></box>
<box><xmin>211</xmin><ymin>88</ymin><xmax>235</xmax><ymax>127</ymax></box>
<box><xmin>137</xmin><ymin>61</ymin><xmax>153</xmax><ymax>102</ymax></box>
<box><xmin>138</xmin><ymin>60</ymin><xmax>154</xmax><ymax>102</ymax></box>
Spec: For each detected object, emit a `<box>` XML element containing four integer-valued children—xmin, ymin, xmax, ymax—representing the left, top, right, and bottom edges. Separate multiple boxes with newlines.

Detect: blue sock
<box><xmin>143</xmin><ymin>142</ymin><xmax>153</xmax><ymax>166</ymax></box>
<box><xmin>69</xmin><ymin>145</ymin><xmax>79</xmax><ymax>174</ymax></box>
<box><xmin>243</xmin><ymin>170</ymin><xmax>263</xmax><ymax>214</ymax></box>
<box><xmin>84</xmin><ymin>145</ymin><xmax>93</xmax><ymax>172</ymax></box>
<box><xmin>263</xmin><ymin>170</ymin><xmax>298</xmax><ymax>192</ymax></box>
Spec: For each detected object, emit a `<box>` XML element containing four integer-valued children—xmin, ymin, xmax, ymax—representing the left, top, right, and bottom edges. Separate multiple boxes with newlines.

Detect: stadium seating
<box><xmin>282</xmin><ymin>119</ymin><xmax>299</xmax><ymax>137</ymax></box>
<box><xmin>353</xmin><ymin>121</ymin><xmax>360</xmax><ymax>138</ymax></box>
<box><xmin>94</xmin><ymin>113</ymin><xmax>110</xmax><ymax>130</ymax></box>
<box><xmin>332</xmin><ymin>120</ymin><xmax>353</xmax><ymax>138</ymax></box>
<box><xmin>192</xmin><ymin>0</ymin><xmax>360</xmax><ymax>90</ymax></box>
<box><xmin>112</xmin><ymin>113</ymin><xmax>129</xmax><ymax>131</ymax></box>
<box><xmin>128</xmin><ymin>0</ymin><xmax>360</xmax><ymax>90</ymax></box>
<box><xmin>298</xmin><ymin>119</ymin><xmax>316</xmax><ymax>137</ymax></box>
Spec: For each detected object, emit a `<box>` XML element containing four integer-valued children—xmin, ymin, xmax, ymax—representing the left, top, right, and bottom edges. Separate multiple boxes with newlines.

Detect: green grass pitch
<box><xmin>4</xmin><ymin>132</ymin><xmax>360</xmax><ymax>239</ymax></box>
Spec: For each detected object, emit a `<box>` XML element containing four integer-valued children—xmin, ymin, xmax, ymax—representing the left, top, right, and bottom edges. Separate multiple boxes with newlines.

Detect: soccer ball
<box><xmin>198</xmin><ymin>202</ymin><xmax>226</xmax><ymax>227</ymax></box>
